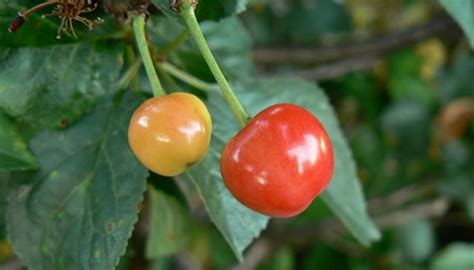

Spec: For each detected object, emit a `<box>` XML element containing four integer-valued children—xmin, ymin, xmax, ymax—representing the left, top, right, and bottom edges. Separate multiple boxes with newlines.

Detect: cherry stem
<box><xmin>8</xmin><ymin>0</ymin><xmax>59</xmax><ymax>32</ymax></box>
<box><xmin>159</xmin><ymin>62</ymin><xmax>216</xmax><ymax>91</ymax></box>
<box><xmin>21</xmin><ymin>0</ymin><xmax>59</xmax><ymax>17</ymax></box>
<box><xmin>132</xmin><ymin>15</ymin><xmax>166</xmax><ymax>97</ymax></box>
<box><xmin>117</xmin><ymin>58</ymin><xmax>142</xmax><ymax>90</ymax></box>
<box><xmin>179</xmin><ymin>1</ymin><xmax>250</xmax><ymax>127</ymax></box>
<box><xmin>160</xmin><ymin>29</ymin><xmax>189</xmax><ymax>55</ymax></box>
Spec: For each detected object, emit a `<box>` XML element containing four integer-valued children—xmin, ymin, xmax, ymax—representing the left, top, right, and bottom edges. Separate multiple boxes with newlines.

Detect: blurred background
<box><xmin>237</xmin><ymin>0</ymin><xmax>474</xmax><ymax>269</ymax></box>
<box><xmin>1</xmin><ymin>0</ymin><xmax>473</xmax><ymax>269</ymax></box>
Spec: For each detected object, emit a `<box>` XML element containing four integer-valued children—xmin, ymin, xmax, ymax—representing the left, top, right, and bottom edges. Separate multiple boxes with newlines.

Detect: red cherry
<box><xmin>220</xmin><ymin>104</ymin><xmax>334</xmax><ymax>217</ymax></box>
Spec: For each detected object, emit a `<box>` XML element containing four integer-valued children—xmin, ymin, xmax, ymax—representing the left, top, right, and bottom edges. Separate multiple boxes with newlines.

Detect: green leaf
<box><xmin>146</xmin><ymin>186</ymin><xmax>188</xmax><ymax>259</ymax></box>
<box><xmin>208</xmin><ymin>228</ymin><xmax>238</xmax><ymax>269</ymax></box>
<box><xmin>7</xmin><ymin>91</ymin><xmax>148</xmax><ymax>270</ymax></box>
<box><xmin>283</xmin><ymin>0</ymin><xmax>351</xmax><ymax>44</ymax></box>
<box><xmin>184</xmin><ymin>77</ymin><xmax>379</xmax><ymax>260</ymax></box>
<box><xmin>243</xmin><ymin>0</ymin><xmax>351</xmax><ymax>45</ymax></box>
<box><xmin>397</xmin><ymin>219</ymin><xmax>435</xmax><ymax>262</ymax></box>
<box><xmin>0</xmin><ymin>171</ymin><xmax>9</xmax><ymax>239</ymax></box>
<box><xmin>301</xmin><ymin>244</ymin><xmax>347</xmax><ymax>270</ymax></box>
<box><xmin>179</xmin><ymin>90</ymin><xmax>269</xmax><ymax>261</ymax></box>
<box><xmin>0</xmin><ymin>42</ymin><xmax>123</xmax><ymax>128</ymax></box>
<box><xmin>438</xmin><ymin>140</ymin><xmax>474</xmax><ymax>220</ymax></box>
<box><xmin>195</xmin><ymin>0</ymin><xmax>248</xmax><ymax>21</ymax></box>
<box><xmin>388</xmin><ymin>76</ymin><xmax>434</xmax><ymax>106</ymax></box>
<box><xmin>0</xmin><ymin>111</ymin><xmax>37</xmax><ymax>171</ymax></box>
<box><xmin>349</xmin><ymin>125</ymin><xmax>385</xmax><ymax>193</ymax></box>
<box><xmin>380</xmin><ymin>101</ymin><xmax>431</xmax><ymax>152</ymax></box>
<box><xmin>148</xmin><ymin>17</ymin><xmax>255</xmax><ymax>82</ymax></box>
<box><xmin>183</xmin><ymin>17</ymin><xmax>255</xmax><ymax>81</ymax></box>
<box><xmin>387</xmin><ymin>50</ymin><xmax>423</xmax><ymax>78</ymax></box>
<box><xmin>387</xmin><ymin>50</ymin><xmax>433</xmax><ymax>105</ymax></box>
<box><xmin>438</xmin><ymin>54</ymin><xmax>474</xmax><ymax>104</ymax></box>
<box><xmin>439</xmin><ymin>0</ymin><xmax>474</xmax><ymax>48</ymax></box>
<box><xmin>149</xmin><ymin>258</ymin><xmax>173</xmax><ymax>270</ymax></box>
<box><xmin>259</xmin><ymin>247</ymin><xmax>295</xmax><ymax>270</ymax></box>
<box><xmin>235</xmin><ymin>77</ymin><xmax>380</xmax><ymax>245</ymax></box>
<box><xmin>152</xmin><ymin>0</ymin><xmax>248</xmax><ymax>22</ymax></box>
<box><xmin>430</xmin><ymin>243</ymin><xmax>474</xmax><ymax>270</ymax></box>
<box><xmin>467</xmin><ymin>196</ymin><xmax>474</xmax><ymax>220</ymax></box>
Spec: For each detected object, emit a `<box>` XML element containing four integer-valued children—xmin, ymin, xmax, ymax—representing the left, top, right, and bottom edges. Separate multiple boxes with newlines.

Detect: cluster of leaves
<box><xmin>0</xmin><ymin>0</ymin><xmax>473</xmax><ymax>269</ymax></box>
<box><xmin>0</xmin><ymin>0</ymin><xmax>381</xmax><ymax>269</ymax></box>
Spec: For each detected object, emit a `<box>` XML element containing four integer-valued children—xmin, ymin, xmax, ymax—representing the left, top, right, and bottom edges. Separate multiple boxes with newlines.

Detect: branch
<box><xmin>234</xmin><ymin>194</ymin><xmax>449</xmax><ymax>269</ymax></box>
<box><xmin>289</xmin><ymin>53</ymin><xmax>382</xmax><ymax>81</ymax></box>
<box><xmin>374</xmin><ymin>197</ymin><xmax>449</xmax><ymax>229</ymax></box>
<box><xmin>279</xmin><ymin>197</ymin><xmax>448</xmax><ymax>248</ymax></box>
<box><xmin>253</xmin><ymin>15</ymin><xmax>460</xmax><ymax>65</ymax></box>
<box><xmin>0</xmin><ymin>257</ymin><xmax>22</xmax><ymax>270</ymax></box>
<box><xmin>231</xmin><ymin>239</ymin><xmax>272</xmax><ymax>270</ymax></box>
<box><xmin>368</xmin><ymin>181</ymin><xmax>435</xmax><ymax>213</ymax></box>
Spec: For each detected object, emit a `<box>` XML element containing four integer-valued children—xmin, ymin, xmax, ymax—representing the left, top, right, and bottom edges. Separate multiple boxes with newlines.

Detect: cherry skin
<box><xmin>128</xmin><ymin>92</ymin><xmax>212</xmax><ymax>176</ymax></box>
<box><xmin>220</xmin><ymin>104</ymin><xmax>334</xmax><ymax>217</ymax></box>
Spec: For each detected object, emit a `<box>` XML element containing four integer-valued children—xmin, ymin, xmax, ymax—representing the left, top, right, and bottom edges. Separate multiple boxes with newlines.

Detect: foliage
<box><xmin>0</xmin><ymin>0</ymin><xmax>473</xmax><ymax>269</ymax></box>
<box><xmin>439</xmin><ymin>0</ymin><xmax>474</xmax><ymax>47</ymax></box>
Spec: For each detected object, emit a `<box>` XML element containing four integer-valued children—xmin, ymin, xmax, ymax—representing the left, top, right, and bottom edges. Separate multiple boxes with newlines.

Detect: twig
<box><xmin>234</xmin><ymin>196</ymin><xmax>450</xmax><ymax>269</ymax></box>
<box><xmin>374</xmin><ymin>197</ymin><xmax>449</xmax><ymax>229</ymax></box>
<box><xmin>253</xmin><ymin>15</ymin><xmax>459</xmax><ymax>65</ymax></box>
<box><xmin>368</xmin><ymin>181</ymin><xmax>435</xmax><ymax>214</ymax></box>
<box><xmin>279</xmin><ymin>197</ymin><xmax>449</xmax><ymax>248</ymax></box>
<box><xmin>0</xmin><ymin>257</ymin><xmax>22</xmax><ymax>270</ymax></box>
<box><xmin>289</xmin><ymin>53</ymin><xmax>382</xmax><ymax>81</ymax></box>
<box><xmin>232</xmin><ymin>239</ymin><xmax>272</xmax><ymax>270</ymax></box>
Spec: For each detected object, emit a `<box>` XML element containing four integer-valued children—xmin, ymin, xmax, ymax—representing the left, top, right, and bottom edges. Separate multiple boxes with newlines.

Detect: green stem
<box><xmin>117</xmin><ymin>58</ymin><xmax>142</xmax><ymax>91</ymax></box>
<box><xmin>124</xmin><ymin>45</ymin><xmax>142</xmax><ymax>92</ymax></box>
<box><xmin>132</xmin><ymin>15</ymin><xmax>165</xmax><ymax>97</ymax></box>
<box><xmin>180</xmin><ymin>2</ymin><xmax>250</xmax><ymax>127</ymax></box>
<box><xmin>157</xmin><ymin>66</ymin><xmax>182</xmax><ymax>92</ymax></box>
<box><xmin>160</xmin><ymin>62</ymin><xmax>215</xmax><ymax>91</ymax></box>
<box><xmin>160</xmin><ymin>29</ymin><xmax>190</xmax><ymax>55</ymax></box>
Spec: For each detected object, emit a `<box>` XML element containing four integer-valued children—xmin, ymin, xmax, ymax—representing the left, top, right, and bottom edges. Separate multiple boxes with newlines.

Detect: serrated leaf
<box><xmin>439</xmin><ymin>0</ymin><xmax>474</xmax><ymax>48</ymax></box>
<box><xmin>0</xmin><ymin>111</ymin><xmax>37</xmax><ymax>171</ymax></box>
<box><xmin>234</xmin><ymin>77</ymin><xmax>380</xmax><ymax>245</ymax></box>
<box><xmin>146</xmin><ymin>187</ymin><xmax>188</xmax><ymax>259</ymax></box>
<box><xmin>0</xmin><ymin>42</ymin><xmax>123</xmax><ymax>128</ymax></box>
<box><xmin>180</xmin><ymin>91</ymin><xmax>269</xmax><ymax>261</ymax></box>
<box><xmin>152</xmin><ymin>0</ymin><xmax>248</xmax><ymax>22</ymax></box>
<box><xmin>7</xmin><ymin>91</ymin><xmax>148</xmax><ymax>270</ymax></box>
<box><xmin>183</xmin><ymin>77</ymin><xmax>379</xmax><ymax>260</ymax></box>
<box><xmin>430</xmin><ymin>243</ymin><xmax>474</xmax><ymax>270</ymax></box>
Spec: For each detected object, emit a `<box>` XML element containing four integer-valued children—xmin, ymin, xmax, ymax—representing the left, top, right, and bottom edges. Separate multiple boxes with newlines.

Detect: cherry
<box><xmin>128</xmin><ymin>92</ymin><xmax>212</xmax><ymax>176</ymax></box>
<box><xmin>220</xmin><ymin>104</ymin><xmax>334</xmax><ymax>217</ymax></box>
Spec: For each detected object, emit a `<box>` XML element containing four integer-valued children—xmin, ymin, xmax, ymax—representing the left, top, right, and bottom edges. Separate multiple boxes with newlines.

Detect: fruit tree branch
<box><xmin>253</xmin><ymin>15</ymin><xmax>460</xmax><ymax>65</ymax></box>
<box><xmin>233</xmin><ymin>195</ymin><xmax>449</xmax><ymax>269</ymax></box>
